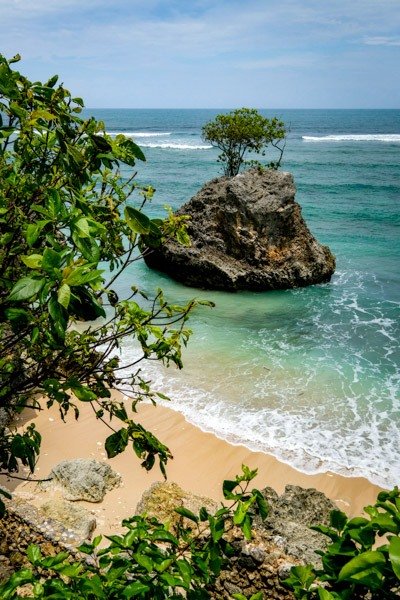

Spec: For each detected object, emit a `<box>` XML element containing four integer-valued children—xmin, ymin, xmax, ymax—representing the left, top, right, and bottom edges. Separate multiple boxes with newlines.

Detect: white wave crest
<box><xmin>302</xmin><ymin>134</ymin><xmax>400</xmax><ymax>143</ymax></box>
<box><xmin>129</xmin><ymin>131</ymin><xmax>172</xmax><ymax>137</ymax></box>
<box><xmin>106</xmin><ymin>131</ymin><xmax>171</xmax><ymax>138</ymax></box>
<box><xmin>140</xmin><ymin>142</ymin><xmax>212</xmax><ymax>150</ymax></box>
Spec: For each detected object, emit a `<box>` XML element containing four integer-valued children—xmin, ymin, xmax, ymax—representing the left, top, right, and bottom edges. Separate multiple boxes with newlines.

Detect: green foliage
<box><xmin>285</xmin><ymin>486</ymin><xmax>400</xmax><ymax>599</ymax></box>
<box><xmin>202</xmin><ymin>108</ymin><xmax>286</xmax><ymax>177</ymax></box>
<box><xmin>0</xmin><ymin>53</ymin><xmax>206</xmax><ymax>512</ymax></box>
<box><xmin>0</xmin><ymin>466</ymin><xmax>268</xmax><ymax>599</ymax></box>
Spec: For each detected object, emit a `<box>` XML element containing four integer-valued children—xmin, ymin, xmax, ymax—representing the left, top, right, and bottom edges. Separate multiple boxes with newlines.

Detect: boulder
<box><xmin>44</xmin><ymin>459</ymin><xmax>121</xmax><ymax>502</ymax></box>
<box><xmin>259</xmin><ymin>484</ymin><xmax>337</xmax><ymax>566</ymax></box>
<box><xmin>136</xmin><ymin>481</ymin><xmax>217</xmax><ymax>530</ymax></box>
<box><xmin>144</xmin><ymin>169</ymin><xmax>335</xmax><ymax>291</ymax></box>
<box><xmin>40</xmin><ymin>499</ymin><xmax>96</xmax><ymax>540</ymax></box>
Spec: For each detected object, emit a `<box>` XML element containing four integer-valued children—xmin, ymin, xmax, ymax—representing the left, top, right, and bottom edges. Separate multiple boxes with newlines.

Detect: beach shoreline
<box><xmin>0</xmin><ymin>390</ymin><xmax>384</xmax><ymax>538</ymax></box>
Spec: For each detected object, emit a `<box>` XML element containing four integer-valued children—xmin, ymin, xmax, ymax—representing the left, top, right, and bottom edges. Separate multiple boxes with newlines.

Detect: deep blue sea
<box><xmin>87</xmin><ymin>109</ymin><xmax>400</xmax><ymax>489</ymax></box>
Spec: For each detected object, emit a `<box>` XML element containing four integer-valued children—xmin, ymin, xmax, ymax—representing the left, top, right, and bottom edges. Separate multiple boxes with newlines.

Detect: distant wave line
<box><xmin>302</xmin><ymin>134</ymin><xmax>400</xmax><ymax>143</ymax></box>
<box><xmin>140</xmin><ymin>142</ymin><xmax>212</xmax><ymax>150</ymax></box>
<box><xmin>106</xmin><ymin>131</ymin><xmax>172</xmax><ymax>137</ymax></box>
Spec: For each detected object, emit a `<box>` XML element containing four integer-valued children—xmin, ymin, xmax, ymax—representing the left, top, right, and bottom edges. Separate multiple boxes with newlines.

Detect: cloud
<box><xmin>1</xmin><ymin>0</ymin><xmax>399</xmax><ymax>107</ymax></box>
<box><xmin>363</xmin><ymin>36</ymin><xmax>400</xmax><ymax>46</ymax></box>
<box><xmin>237</xmin><ymin>55</ymin><xmax>318</xmax><ymax>70</ymax></box>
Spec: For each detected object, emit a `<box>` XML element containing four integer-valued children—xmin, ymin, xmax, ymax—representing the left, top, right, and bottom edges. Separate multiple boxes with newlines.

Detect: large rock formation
<box><xmin>144</xmin><ymin>169</ymin><xmax>335</xmax><ymax>291</ymax></box>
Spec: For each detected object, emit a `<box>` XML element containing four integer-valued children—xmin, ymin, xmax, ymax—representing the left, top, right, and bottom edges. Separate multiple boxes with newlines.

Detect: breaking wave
<box><xmin>140</xmin><ymin>142</ymin><xmax>212</xmax><ymax>150</ymax></box>
<box><xmin>106</xmin><ymin>131</ymin><xmax>172</xmax><ymax>137</ymax></box>
<box><xmin>302</xmin><ymin>134</ymin><xmax>400</xmax><ymax>143</ymax></box>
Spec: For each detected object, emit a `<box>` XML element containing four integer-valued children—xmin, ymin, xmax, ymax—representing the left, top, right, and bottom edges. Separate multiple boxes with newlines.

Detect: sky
<box><xmin>1</xmin><ymin>0</ymin><xmax>399</xmax><ymax>108</ymax></box>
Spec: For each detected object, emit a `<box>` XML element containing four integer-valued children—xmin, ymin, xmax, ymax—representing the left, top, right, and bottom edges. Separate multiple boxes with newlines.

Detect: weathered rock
<box><xmin>44</xmin><ymin>459</ymin><xmax>121</xmax><ymax>502</ymax></box>
<box><xmin>259</xmin><ymin>485</ymin><xmax>337</xmax><ymax>566</ymax></box>
<box><xmin>136</xmin><ymin>481</ymin><xmax>218</xmax><ymax>530</ymax></box>
<box><xmin>144</xmin><ymin>168</ymin><xmax>335</xmax><ymax>291</ymax></box>
<box><xmin>40</xmin><ymin>499</ymin><xmax>96</xmax><ymax>540</ymax></box>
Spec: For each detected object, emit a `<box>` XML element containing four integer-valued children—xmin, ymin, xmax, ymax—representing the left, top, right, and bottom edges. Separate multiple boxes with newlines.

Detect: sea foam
<box><xmin>140</xmin><ymin>142</ymin><xmax>212</xmax><ymax>150</ymax></box>
<box><xmin>302</xmin><ymin>134</ymin><xmax>400</xmax><ymax>142</ymax></box>
<box><xmin>106</xmin><ymin>131</ymin><xmax>171</xmax><ymax>137</ymax></box>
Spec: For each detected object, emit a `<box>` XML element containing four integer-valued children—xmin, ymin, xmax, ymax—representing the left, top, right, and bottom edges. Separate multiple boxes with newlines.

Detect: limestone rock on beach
<box><xmin>144</xmin><ymin>168</ymin><xmax>335</xmax><ymax>291</ymax></box>
<box><xmin>43</xmin><ymin>458</ymin><xmax>122</xmax><ymax>502</ymax></box>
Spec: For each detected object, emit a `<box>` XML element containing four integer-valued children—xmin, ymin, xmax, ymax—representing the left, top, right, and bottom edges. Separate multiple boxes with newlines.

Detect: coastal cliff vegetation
<box><xmin>0</xmin><ymin>52</ymin><xmax>202</xmax><ymax>501</ymax></box>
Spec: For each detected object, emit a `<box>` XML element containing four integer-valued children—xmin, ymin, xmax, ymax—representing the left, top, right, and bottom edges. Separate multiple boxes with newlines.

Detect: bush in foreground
<box><xmin>285</xmin><ymin>486</ymin><xmax>400</xmax><ymax>599</ymax></box>
<box><xmin>0</xmin><ymin>53</ymin><xmax>206</xmax><ymax>512</ymax></box>
<box><xmin>0</xmin><ymin>467</ymin><xmax>266</xmax><ymax>600</ymax></box>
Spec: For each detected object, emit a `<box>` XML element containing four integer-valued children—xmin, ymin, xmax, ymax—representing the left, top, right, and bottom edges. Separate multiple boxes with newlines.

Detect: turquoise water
<box><xmin>88</xmin><ymin>109</ymin><xmax>400</xmax><ymax>488</ymax></box>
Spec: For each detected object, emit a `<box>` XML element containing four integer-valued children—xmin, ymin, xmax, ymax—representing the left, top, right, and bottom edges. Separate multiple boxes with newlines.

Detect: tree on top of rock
<box><xmin>202</xmin><ymin>108</ymin><xmax>286</xmax><ymax>177</ymax></box>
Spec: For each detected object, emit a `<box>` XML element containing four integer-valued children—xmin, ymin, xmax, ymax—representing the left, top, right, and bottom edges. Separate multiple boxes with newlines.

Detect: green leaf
<box><xmin>242</xmin><ymin>513</ymin><xmax>252</xmax><ymax>541</ymax></box>
<box><xmin>74</xmin><ymin>217</ymin><xmax>91</xmax><ymax>238</ymax></box>
<box><xmin>53</xmin><ymin>563</ymin><xmax>83</xmax><ymax>577</ymax></box>
<box><xmin>151</xmin><ymin>530</ymin><xmax>179</xmax><ymax>545</ymax></box>
<box><xmin>57</xmin><ymin>283</ymin><xmax>71</xmax><ymax>308</ymax></box>
<box><xmin>66</xmin><ymin>143</ymin><xmax>84</xmax><ymax>165</ymax></box>
<box><xmin>48</xmin><ymin>296</ymin><xmax>66</xmax><ymax>327</ymax></box>
<box><xmin>27</xmin><ymin>544</ymin><xmax>42</xmax><ymax>565</ymax></box>
<box><xmin>72</xmin><ymin>232</ymin><xmax>101</xmax><ymax>262</ymax></box>
<box><xmin>64</xmin><ymin>266</ymin><xmax>104</xmax><ymax>286</ymax></box>
<box><xmin>253</xmin><ymin>489</ymin><xmax>269</xmax><ymax>520</ymax></box>
<box><xmin>330</xmin><ymin>509</ymin><xmax>348</xmax><ymax>531</ymax></box>
<box><xmin>21</xmin><ymin>254</ymin><xmax>43</xmax><ymax>269</ymax></box>
<box><xmin>177</xmin><ymin>559</ymin><xmax>192</xmax><ymax>587</ymax></box>
<box><xmin>371</xmin><ymin>513</ymin><xmax>398</xmax><ymax>533</ymax></box>
<box><xmin>113</xmin><ymin>136</ymin><xmax>146</xmax><ymax>164</ymax></box>
<box><xmin>122</xmin><ymin>582</ymin><xmax>150</xmax><ymax>597</ymax></box>
<box><xmin>42</xmin><ymin>247</ymin><xmax>62</xmax><ymax>271</ymax></box>
<box><xmin>9</xmin><ymin>101</ymin><xmax>27</xmax><ymax>120</ymax></box>
<box><xmin>0</xmin><ymin>487</ymin><xmax>12</xmax><ymax>500</ymax></box>
<box><xmin>8</xmin><ymin>277</ymin><xmax>45</xmax><ymax>302</ymax></box>
<box><xmin>105</xmin><ymin>429</ymin><xmax>129</xmax><ymax>458</ymax></box>
<box><xmin>338</xmin><ymin>550</ymin><xmax>386</xmax><ymax>587</ymax></box>
<box><xmin>4</xmin><ymin>308</ymin><xmax>30</xmax><ymax>327</ymax></box>
<box><xmin>389</xmin><ymin>536</ymin><xmax>400</xmax><ymax>580</ymax></box>
<box><xmin>31</xmin><ymin>108</ymin><xmax>56</xmax><ymax>122</ymax></box>
<box><xmin>0</xmin><ymin>569</ymin><xmax>34</xmax><ymax>597</ymax></box>
<box><xmin>134</xmin><ymin>552</ymin><xmax>153</xmax><ymax>572</ymax></box>
<box><xmin>199</xmin><ymin>507</ymin><xmax>209</xmax><ymax>521</ymax></box>
<box><xmin>125</xmin><ymin>206</ymin><xmax>151</xmax><ymax>235</ymax></box>
<box><xmin>26</xmin><ymin>220</ymin><xmax>51</xmax><ymax>246</ymax></box>
<box><xmin>223</xmin><ymin>479</ymin><xmax>238</xmax><ymax>500</ymax></box>
<box><xmin>174</xmin><ymin>506</ymin><xmax>199</xmax><ymax>523</ymax></box>
<box><xmin>71</xmin><ymin>384</ymin><xmax>97</xmax><ymax>402</ymax></box>
<box><xmin>317</xmin><ymin>589</ymin><xmax>337</xmax><ymax>600</ymax></box>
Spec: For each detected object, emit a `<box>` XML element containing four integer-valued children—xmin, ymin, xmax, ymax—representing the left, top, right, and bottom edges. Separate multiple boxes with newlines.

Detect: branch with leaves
<box><xmin>0</xmin><ymin>53</ymin><xmax>211</xmax><ymax>513</ymax></box>
<box><xmin>0</xmin><ymin>466</ymin><xmax>267</xmax><ymax>599</ymax></box>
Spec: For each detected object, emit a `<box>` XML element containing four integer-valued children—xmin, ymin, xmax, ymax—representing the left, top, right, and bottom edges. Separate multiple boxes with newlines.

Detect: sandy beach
<box><xmin>0</xmin><ymin>389</ymin><xmax>384</xmax><ymax>538</ymax></box>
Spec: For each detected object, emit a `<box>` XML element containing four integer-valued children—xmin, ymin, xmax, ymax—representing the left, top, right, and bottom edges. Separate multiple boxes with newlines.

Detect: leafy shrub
<box><xmin>285</xmin><ymin>487</ymin><xmax>400</xmax><ymax>599</ymax></box>
<box><xmin>0</xmin><ymin>466</ymin><xmax>268</xmax><ymax>599</ymax></box>
<box><xmin>0</xmin><ymin>52</ymin><xmax>207</xmax><ymax>512</ymax></box>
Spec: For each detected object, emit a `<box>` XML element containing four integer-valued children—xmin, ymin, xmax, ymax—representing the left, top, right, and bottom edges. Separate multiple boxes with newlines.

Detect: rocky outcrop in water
<box><xmin>144</xmin><ymin>168</ymin><xmax>335</xmax><ymax>291</ymax></box>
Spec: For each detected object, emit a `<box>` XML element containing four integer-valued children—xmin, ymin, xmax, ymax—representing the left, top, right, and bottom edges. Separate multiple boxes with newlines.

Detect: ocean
<box><xmin>87</xmin><ymin>109</ymin><xmax>400</xmax><ymax>489</ymax></box>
